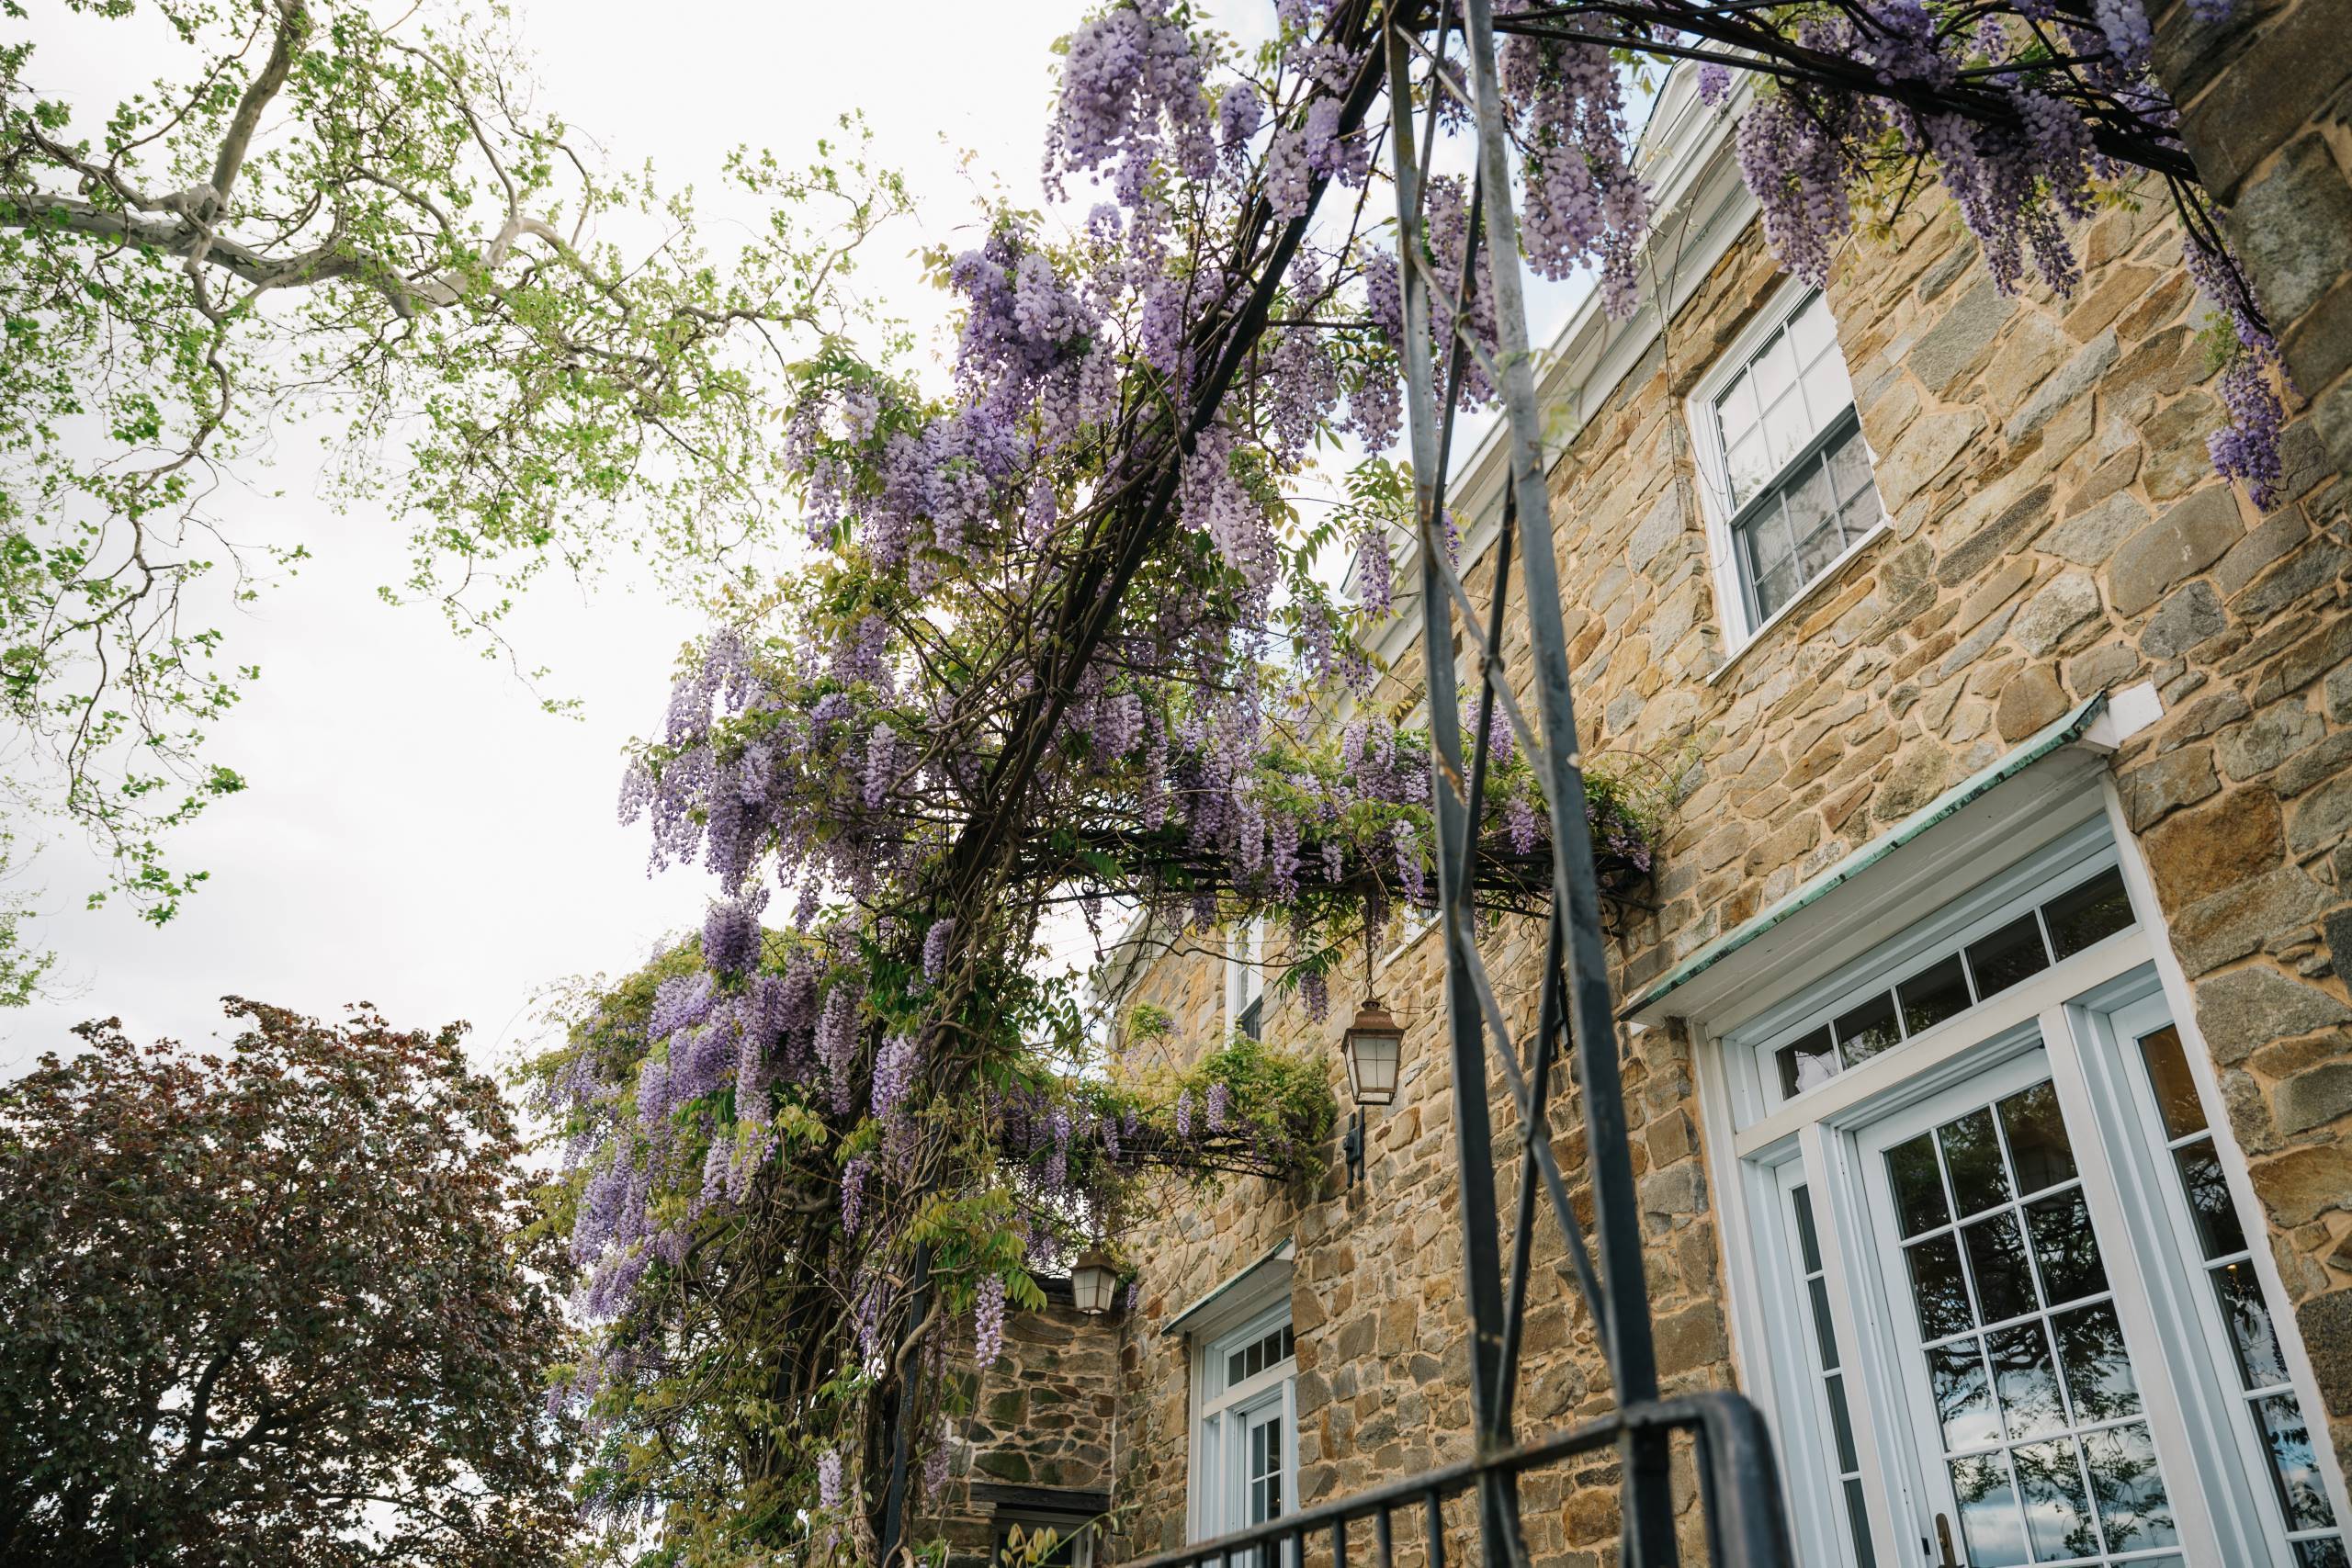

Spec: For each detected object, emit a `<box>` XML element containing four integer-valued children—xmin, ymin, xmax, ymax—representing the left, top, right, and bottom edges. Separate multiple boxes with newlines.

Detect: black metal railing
<box><xmin>1124</xmin><ymin>1393</ymin><xmax>1791</xmax><ymax>1568</ymax></box>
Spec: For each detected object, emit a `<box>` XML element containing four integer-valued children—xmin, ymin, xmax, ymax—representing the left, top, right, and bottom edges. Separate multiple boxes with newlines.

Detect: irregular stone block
<box><xmin>2108</xmin><ymin>486</ymin><xmax>2246</xmax><ymax>616</ymax></box>
<box><xmin>2195</xmin><ymin>965</ymin><xmax>2352</xmax><ymax>1065</ymax></box>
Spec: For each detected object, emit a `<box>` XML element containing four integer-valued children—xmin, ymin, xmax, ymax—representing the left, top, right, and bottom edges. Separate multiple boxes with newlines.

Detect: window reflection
<box><xmin>1893</xmin><ymin>1078</ymin><xmax>2177</xmax><ymax>1567</ymax></box>
<box><xmin>1900</xmin><ymin>953</ymin><xmax>1972</xmax><ymax>1036</ymax></box>
<box><xmin>2081</xmin><ymin>1423</ymin><xmax>2177</xmax><ymax>1552</ymax></box>
<box><xmin>2134</xmin><ymin>1021</ymin><xmax>2345</xmax><ymax>1561</ymax></box>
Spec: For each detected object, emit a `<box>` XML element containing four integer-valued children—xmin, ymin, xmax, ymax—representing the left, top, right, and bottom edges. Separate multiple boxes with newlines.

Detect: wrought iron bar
<box><xmin>1441</xmin><ymin>0</ymin><xmax>1686</xmax><ymax>1558</ymax></box>
<box><xmin>1120</xmin><ymin>1393</ymin><xmax>1795</xmax><ymax>1568</ymax></box>
<box><xmin>1386</xmin><ymin>15</ymin><xmax>1528</xmax><ymax>1568</ymax></box>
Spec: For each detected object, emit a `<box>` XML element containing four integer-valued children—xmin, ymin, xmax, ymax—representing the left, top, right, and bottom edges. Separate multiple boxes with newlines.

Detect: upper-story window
<box><xmin>1227</xmin><ymin>919</ymin><xmax>1265</xmax><ymax>1041</ymax></box>
<box><xmin>1690</xmin><ymin>283</ymin><xmax>1886</xmax><ymax>644</ymax></box>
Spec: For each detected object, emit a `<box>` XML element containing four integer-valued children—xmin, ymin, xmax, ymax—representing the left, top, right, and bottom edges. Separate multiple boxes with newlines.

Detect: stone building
<box><xmin>960</xmin><ymin>41</ymin><xmax>2352</xmax><ymax>1568</ymax></box>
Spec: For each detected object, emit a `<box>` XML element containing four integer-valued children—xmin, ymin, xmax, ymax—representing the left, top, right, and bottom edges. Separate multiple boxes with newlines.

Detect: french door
<box><xmin>1859</xmin><ymin>1043</ymin><xmax>2188</xmax><ymax>1566</ymax></box>
<box><xmin>1806</xmin><ymin>1000</ymin><xmax>2352</xmax><ymax>1568</ymax></box>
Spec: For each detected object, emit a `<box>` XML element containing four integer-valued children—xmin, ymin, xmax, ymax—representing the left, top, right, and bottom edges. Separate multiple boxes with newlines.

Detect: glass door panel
<box><xmin>1866</xmin><ymin>1048</ymin><xmax>2186</xmax><ymax>1567</ymax></box>
<box><xmin>2129</xmin><ymin>1021</ymin><xmax>2347</xmax><ymax>1568</ymax></box>
<box><xmin>1245</xmin><ymin>1403</ymin><xmax>1283</xmax><ymax>1527</ymax></box>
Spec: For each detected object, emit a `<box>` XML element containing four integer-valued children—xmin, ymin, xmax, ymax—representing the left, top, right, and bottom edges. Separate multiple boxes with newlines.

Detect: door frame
<box><xmin>1844</xmin><ymin>1021</ymin><xmax>2220</xmax><ymax>1564</ymax></box>
<box><xmin>1688</xmin><ymin>777</ymin><xmax>2352</xmax><ymax>1567</ymax></box>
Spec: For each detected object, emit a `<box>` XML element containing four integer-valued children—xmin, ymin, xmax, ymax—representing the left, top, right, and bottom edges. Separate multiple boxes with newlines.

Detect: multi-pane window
<box><xmin>1702</xmin><ymin>288</ymin><xmax>1885</xmax><ymax>632</ymax></box>
<box><xmin>1772</xmin><ymin>865</ymin><xmax>2136</xmax><ymax>1102</ymax></box>
<box><xmin>1789</xmin><ymin>1182</ymin><xmax>1878</xmax><ymax>1567</ymax></box>
<box><xmin>1884</xmin><ymin>1076</ymin><xmax>2181</xmax><ymax>1566</ymax></box>
<box><xmin>1195</xmin><ymin>1304</ymin><xmax>1295</xmax><ymax>1562</ymax></box>
<box><xmin>2134</xmin><ymin>1024</ymin><xmax>2347</xmax><ymax>1568</ymax></box>
<box><xmin>1730</xmin><ymin>825</ymin><xmax>2352</xmax><ymax>1568</ymax></box>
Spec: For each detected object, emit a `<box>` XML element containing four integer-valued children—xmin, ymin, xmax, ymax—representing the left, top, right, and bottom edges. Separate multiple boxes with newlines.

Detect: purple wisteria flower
<box><xmin>922</xmin><ymin>918</ymin><xmax>956</xmax><ymax>986</ymax></box>
<box><xmin>872</xmin><ymin>1033</ymin><xmax>921</xmax><ymax>1122</ymax></box>
<box><xmin>975</xmin><ymin>1273</ymin><xmax>1008</xmax><ymax>1367</ymax></box>
<box><xmin>841</xmin><ymin>1154</ymin><xmax>871</xmax><ymax>1235</ymax></box>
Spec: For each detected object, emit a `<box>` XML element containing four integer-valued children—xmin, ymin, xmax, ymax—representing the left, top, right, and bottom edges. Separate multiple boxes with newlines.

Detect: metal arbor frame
<box><xmin>1127</xmin><ymin>3</ymin><xmax>1797</xmax><ymax>1565</ymax></box>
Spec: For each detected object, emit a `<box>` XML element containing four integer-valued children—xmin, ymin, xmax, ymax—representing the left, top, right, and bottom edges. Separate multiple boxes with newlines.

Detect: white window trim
<box><xmin>1183</xmin><ymin>1258</ymin><xmax>1295</xmax><ymax>1545</ymax></box>
<box><xmin>1189</xmin><ymin>1300</ymin><xmax>1298</xmax><ymax>1548</ymax></box>
<box><xmin>1226</xmin><ymin>919</ymin><xmax>1267</xmax><ymax>1041</ymax></box>
<box><xmin>1690</xmin><ymin>784</ymin><xmax>2352</xmax><ymax>1568</ymax></box>
<box><xmin>1684</xmin><ymin>274</ymin><xmax>1889</xmax><ymax>667</ymax></box>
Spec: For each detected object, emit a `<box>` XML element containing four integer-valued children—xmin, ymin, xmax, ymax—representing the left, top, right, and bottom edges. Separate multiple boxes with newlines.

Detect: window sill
<box><xmin>1703</xmin><ymin>519</ymin><xmax>1891</xmax><ymax>687</ymax></box>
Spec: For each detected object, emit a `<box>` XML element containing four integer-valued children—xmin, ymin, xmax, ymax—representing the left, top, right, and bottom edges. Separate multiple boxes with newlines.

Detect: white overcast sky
<box><xmin>2</xmin><ymin>0</ymin><xmax>1593</xmax><ymax>1077</ymax></box>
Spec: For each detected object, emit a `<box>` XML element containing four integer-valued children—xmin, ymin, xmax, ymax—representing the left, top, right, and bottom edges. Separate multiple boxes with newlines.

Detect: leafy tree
<box><xmin>0</xmin><ymin>0</ymin><xmax>903</xmax><ymax>919</ymax></box>
<box><xmin>0</xmin><ymin>829</ymin><xmax>50</xmax><ymax>1007</ymax></box>
<box><xmin>0</xmin><ymin>998</ymin><xmax>577</xmax><ymax>1566</ymax></box>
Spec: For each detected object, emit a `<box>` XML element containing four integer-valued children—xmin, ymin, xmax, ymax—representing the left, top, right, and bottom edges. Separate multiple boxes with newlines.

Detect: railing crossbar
<box><xmin>1119</xmin><ymin>1393</ymin><xmax>1793</xmax><ymax>1568</ymax></box>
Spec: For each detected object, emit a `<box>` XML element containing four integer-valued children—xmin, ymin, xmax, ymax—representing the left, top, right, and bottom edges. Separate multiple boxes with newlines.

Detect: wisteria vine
<box><xmin>536</xmin><ymin>0</ymin><xmax>2296</xmax><ymax>1556</ymax></box>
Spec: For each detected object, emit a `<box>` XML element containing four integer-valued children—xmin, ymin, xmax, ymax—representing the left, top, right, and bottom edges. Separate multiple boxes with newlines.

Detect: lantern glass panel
<box><xmin>1345</xmin><ymin>1021</ymin><xmax>1402</xmax><ymax>1106</ymax></box>
<box><xmin>1071</xmin><ymin>1258</ymin><xmax>1117</xmax><ymax>1315</ymax></box>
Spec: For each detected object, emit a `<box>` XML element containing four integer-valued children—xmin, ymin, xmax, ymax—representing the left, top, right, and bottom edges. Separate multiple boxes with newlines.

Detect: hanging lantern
<box><xmin>1070</xmin><ymin>1249</ymin><xmax>1118</xmax><ymax>1316</ymax></box>
<box><xmin>1342</xmin><ymin>999</ymin><xmax>1404</xmax><ymax>1107</ymax></box>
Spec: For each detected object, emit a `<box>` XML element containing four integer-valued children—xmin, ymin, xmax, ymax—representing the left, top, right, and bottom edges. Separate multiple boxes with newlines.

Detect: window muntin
<box><xmin>1226</xmin><ymin>1322</ymin><xmax>1294</xmax><ymax>1387</ymax></box>
<box><xmin>1733</xmin><ymin>412</ymin><xmax>1882</xmax><ymax>626</ymax></box>
<box><xmin>1716</xmin><ymin>289</ymin><xmax>1858</xmax><ymax>508</ymax></box>
<box><xmin>2133</xmin><ymin>1024</ymin><xmax>2346</xmax><ymax>1568</ymax></box>
<box><xmin>1768</xmin><ymin>865</ymin><xmax>2135</xmax><ymax>1104</ymax></box>
<box><xmin>1880</xmin><ymin>1066</ymin><xmax>2183</xmax><ymax>1567</ymax></box>
<box><xmin>1194</xmin><ymin>1304</ymin><xmax>1295</xmax><ymax>1558</ymax></box>
<box><xmin>1702</xmin><ymin>288</ymin><xmax>1884</xmax><ymax>635</ymax></box>
<box><xmin>1788</xmin><ymin>1180</ymin><xmax>1880</xmax><ymax>1567</ymax></box>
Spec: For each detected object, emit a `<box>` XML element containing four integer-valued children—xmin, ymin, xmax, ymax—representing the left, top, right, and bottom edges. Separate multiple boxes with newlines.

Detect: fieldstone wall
<box><xmin>2154</xmin><ymin>0</ymin><xmax>2352</xmax><ymax>475</ymax></box>
<box><xmin>1093</xmin><ymin>155</ymin><xmax>2352</xmax><ymax>1560</ymax></box>
<box><xmin>929</xmin><ymin>1286</ymin><xmax>1125</xmax><ymax>1568</ymax></box>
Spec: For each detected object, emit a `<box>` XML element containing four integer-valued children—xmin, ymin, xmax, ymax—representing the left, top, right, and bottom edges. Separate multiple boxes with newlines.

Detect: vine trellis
<box><xmin>526</xmin><ymin>0</ymin><xmax>2265</xmax><ymax>1553</ymax></box>
<box><xmin>872</xmin><ymin>0</ymin><xmax>2254</xmax><ymax>1563</ymax></box>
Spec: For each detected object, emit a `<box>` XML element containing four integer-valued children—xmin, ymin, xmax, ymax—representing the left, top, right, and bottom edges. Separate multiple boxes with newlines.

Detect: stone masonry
<box><xmin>927</xmin><ymin>1281</ymin><xmax>1125</xmax><ymax>1568</ymax></box>
<box><xmin>2155</xmin><ymin>0</ymin><xmax>2352</xmax><ymax>477</ymax></box>
<box><xmin>982</xmin><ymin>76</ymin><xmax>2352</xmax><ymax>1568</ymax></box>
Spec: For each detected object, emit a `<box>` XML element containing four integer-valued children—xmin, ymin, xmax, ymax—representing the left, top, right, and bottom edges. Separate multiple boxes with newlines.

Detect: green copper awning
<box><xmin>1617</xmin><ymin>693</ymin><xmax>2113</xmax><ymax>1022</ymax></box>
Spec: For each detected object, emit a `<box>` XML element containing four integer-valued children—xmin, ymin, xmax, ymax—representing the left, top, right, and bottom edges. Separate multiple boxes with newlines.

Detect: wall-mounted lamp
<box><xmin>1342</xmin><ymin>999</ymin><xmax>1403</xmax><ymax>1107</ymax></box>
<box><xmin>1340</xmin><ymin>998</ymin><xmax>1404</xmax><ymax>1188</ymax></box>
<box><xmin>1070</xmin><ymin>1249</ymin><xmax>1118</xmax><ymax>1315</ymax></box>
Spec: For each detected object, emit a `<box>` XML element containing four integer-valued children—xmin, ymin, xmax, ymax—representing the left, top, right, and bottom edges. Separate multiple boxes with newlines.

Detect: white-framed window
<box><xmin>1687</xmin><ymin>281</ymin><xmax>1886</xmax><ymax>646</ymax></box>
<box><xmin>1705</xmin><ymin>820</ymin><xmax>2350</xmax><ymax>1568</ymax></box>
<box><xmin>1227</xmin><ymin>919</ymin><xmax>1267</xmax><ymax>1042</ymax></box>
<box><xmin>1193</xmin><ymin>1303</ymin><xmax>1297</xmax><ymax>1559</ymax></box>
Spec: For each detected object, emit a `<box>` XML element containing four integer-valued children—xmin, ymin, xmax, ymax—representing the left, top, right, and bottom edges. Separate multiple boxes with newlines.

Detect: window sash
<box><xmin>1729</xmin><ymin>408</ymin><xmax>1880</xmax><ymax>628</ymax></box>
<box><xmin>1693</xmin><ymin>282</ymin><xmax>1879</xmax><ymax>644</ymax></box>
